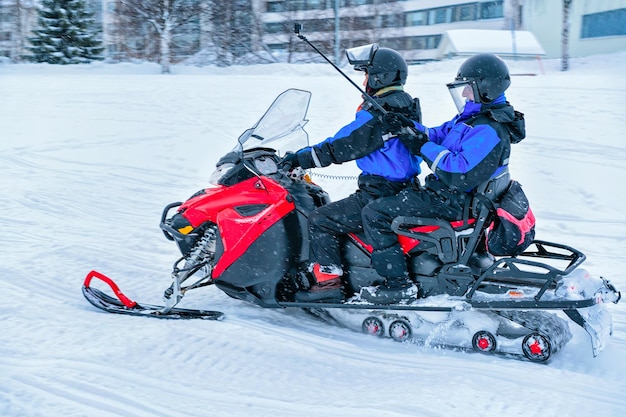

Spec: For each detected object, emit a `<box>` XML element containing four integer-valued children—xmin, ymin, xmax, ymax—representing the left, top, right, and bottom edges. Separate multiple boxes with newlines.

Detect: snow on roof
<box><xmin>437</xmin><ymin>29</ymin><xmax>546</xmax><ymax>59</ymax></box>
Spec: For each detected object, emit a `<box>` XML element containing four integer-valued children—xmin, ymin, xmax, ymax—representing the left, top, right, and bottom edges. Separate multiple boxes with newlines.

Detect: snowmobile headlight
<box><xmin>209</xmin><ymin>163</ymin><xmax>235</xmax><ymax>185</ymax></box>
<box><xmin>168</xmin><ymin>213</ymin><xmax>195</xmax><ymax>235</ymax></box>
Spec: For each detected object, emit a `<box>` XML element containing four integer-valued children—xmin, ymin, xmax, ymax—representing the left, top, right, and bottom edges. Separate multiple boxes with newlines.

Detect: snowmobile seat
<box><xmin>391</xmin><ymin>170</ymin><xmax>511</xmax><ymax>267</ymax></box>
<box><xmin>396</xmin><ymin>218</ymin><xmax>476</xmax><ymax>257</ymax></box>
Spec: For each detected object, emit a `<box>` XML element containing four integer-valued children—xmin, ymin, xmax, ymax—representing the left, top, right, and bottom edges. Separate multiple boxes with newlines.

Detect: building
<box><xmin>260</xmin><ymin>0</ymin><xmax>626</xmax><ymax>62</ymax></box>
<box><xmin>1</xmin><ymin>0</ymin><xmax>625</xmax><ymax>64</ymax></box>
<box><xmin>522</xmin><ymin>0</ymin><xmax>626</xmax><ymax>58</ymax></box>
<box><xmin>261</xmin><ymin>0</ymin><xmax>513</xmax><ymax>63</ymax></box>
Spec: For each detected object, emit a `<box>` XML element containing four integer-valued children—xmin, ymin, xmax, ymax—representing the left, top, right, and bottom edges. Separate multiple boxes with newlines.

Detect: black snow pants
<box><xmin>361</xmin><ymin>181</ymin><xmax>469</xmax><ymax>282</ymax></box>
<box><xmin>308</xmin><ymin>174</ymin><xmax>408</xmax><ymax>270</ymax></box>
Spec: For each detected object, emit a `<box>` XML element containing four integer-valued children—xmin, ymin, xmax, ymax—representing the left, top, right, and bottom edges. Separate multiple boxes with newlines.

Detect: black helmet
<box><xmin>367</xmin><ymin>47</ymin><xmax>408</xmax><ymax>90</ymax></box>
<box><xmin>346</xmin><ymin>44</ymin><xmax>408</xmax><ymax>91</ymax></box>
<box><xmin>451</xmin><ymin>53</ymin><xmax>511</xmax><ymax>103</ymax></box>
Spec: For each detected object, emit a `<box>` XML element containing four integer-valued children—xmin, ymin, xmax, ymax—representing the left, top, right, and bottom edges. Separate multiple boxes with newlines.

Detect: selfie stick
<box><xmin>293</xmin><ymin>23</ymin><xmax>387</xmax><ymax>115</ymax></box>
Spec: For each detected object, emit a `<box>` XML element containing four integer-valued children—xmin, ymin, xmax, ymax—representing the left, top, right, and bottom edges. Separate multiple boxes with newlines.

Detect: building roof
<box><xmin>437</xmin><ymin>29</ymin><xmax>546</xmax><ymax>59</ymax></box>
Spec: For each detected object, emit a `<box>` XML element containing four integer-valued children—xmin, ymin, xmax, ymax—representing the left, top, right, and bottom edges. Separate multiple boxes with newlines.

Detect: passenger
<box><xmin>361</xmin><ymin>53</ymin><xmax>526</xmax><ymax>304</ymax></box>
<box><xmin>280</xmin><ymin>44</ymin><xmax>423</xmax><ymax>302</ymax></box>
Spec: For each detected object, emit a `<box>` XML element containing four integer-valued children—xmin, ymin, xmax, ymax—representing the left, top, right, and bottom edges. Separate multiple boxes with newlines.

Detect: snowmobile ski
<box><xmin>82</xmin><ymin>270</ymin><xmax>224</xmax><ymax>320</ymax></box>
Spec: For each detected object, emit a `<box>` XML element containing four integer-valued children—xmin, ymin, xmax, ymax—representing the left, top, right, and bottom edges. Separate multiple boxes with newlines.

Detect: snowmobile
<box><xmin>83</xmin><ymin>88</ymin><xmax>620</xmax><ymax>363</ymax></box>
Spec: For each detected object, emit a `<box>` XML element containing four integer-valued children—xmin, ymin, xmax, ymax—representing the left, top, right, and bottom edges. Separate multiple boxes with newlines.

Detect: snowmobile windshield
<box><xmin>447</xmin><ymin>80</ymin><xmax>476</xmax><ymax>114</ymax></box>
<box><xmin>346</xmin><ymin>43</ymin><xmax>379</xmax><ymax>71</ymax></box>
<box><xmin>236</xmin><ymin>89</ymin><xmax>312</xmax><ymax>155</ymax></box>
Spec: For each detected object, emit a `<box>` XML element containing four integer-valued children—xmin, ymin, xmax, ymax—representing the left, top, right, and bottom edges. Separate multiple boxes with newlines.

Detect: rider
<box><xmin>280</xmin><ymin>44</ymin><xmax>423</xmax><ymax>302</ymax></box>
<box><xmin>360</xmin><ymin>53</ymin><xmax>526</xmax><ymax>304</ymax></box>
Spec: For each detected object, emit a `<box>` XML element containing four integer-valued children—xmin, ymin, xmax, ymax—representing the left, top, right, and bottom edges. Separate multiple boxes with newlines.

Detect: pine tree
<box><xmin>26</xmin><ymin>0</ymin><xmax>104</xmax><ymax>64</ymax></box>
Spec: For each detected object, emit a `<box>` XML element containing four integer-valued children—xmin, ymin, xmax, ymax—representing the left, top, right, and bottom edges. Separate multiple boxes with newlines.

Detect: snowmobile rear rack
<box><xmin>465</xmin><ymin>240</ymin><xmax>620</xmax><ymax>307</ymax></box>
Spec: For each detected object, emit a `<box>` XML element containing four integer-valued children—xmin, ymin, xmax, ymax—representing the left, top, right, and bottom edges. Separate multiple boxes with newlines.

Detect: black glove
<box><xmin>279</xmin><ymin>152</ymin><xmax>300</xmax><ymax>171</ymax></box>
<box><xmin>398</xmin><ymin>129</ymin><xmax>429</xmax><ymax>155</ymax></box>
<box><xmin>382</xmin><ymin>112</ymin><xmax>415</xmax><ymax>135</ymax></box>
<box><xmin>383</xmin><ymin>112</ymin><xmax>428</xmax><ymax>154</ymax></box>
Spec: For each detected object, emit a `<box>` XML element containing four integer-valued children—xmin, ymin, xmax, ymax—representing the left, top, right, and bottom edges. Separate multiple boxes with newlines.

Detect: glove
<box><xmin>382</xmin><ymin>112</ymin><xmax>415</xmax><ymax>135</ymax></box>
<box><xmin>279</xmin><ymin>152</ymin><xmax>300</xmax><ymax>171</ymax></box>
<box><xmin>398</xmin><ymin>129</ymin><xmax>429</xmax><ymax>155</ymax></box>
<box><xmin>383</xmin><ymin>112</ymin><xmax>428</xmax><ymax>154</ymax></box>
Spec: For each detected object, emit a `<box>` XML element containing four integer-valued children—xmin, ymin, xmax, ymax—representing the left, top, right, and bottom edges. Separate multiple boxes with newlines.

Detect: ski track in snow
<box><xmin>1</xmin><ymin>54</ymin><xmax>626</xmax><ymax>417</ymax></box>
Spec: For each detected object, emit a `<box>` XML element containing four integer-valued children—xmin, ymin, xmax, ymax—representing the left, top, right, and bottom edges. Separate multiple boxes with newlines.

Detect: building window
<box><xmin>264</xmin><ymin>22</ymin><xmax>287</xmax><ymax>34</ymax></box>
<box><xmin>267</xmin><ymin>43</ymin><xmax>288</xmax><ymax>51</ymax></box>
<box><xmin>382</xmin><ymin>14</ymin><xmax>403</xmax><ymax>28</ymax></box>
<box><xmin>406</xmin><ymin>10</ymin><xmax>428</xmax><ymax>26</ymax></box>
<box><xmin>266</xmin><ymin>1</ymin><xmax>285</xmax><ymax>12</ymax></box>
<box><xmin>407</xmin><ymin>36</ymin><xmax>427</xmax><ymax>49</ymax></box>
<box><xmin>581</xmin><ymin>8</ymin><xmax>626</xmax><ymax>38</ymax></box>
<box><xmin>480</xmin><ymin>1</ymin><xmax>503</xmax><ymax>19</ymax></box>
<box><xmin>451</xmin><ymin>3</ymin><xmax>477</xmax><ymax>22</ymax></box>
<box><xmin>274</xmin><ymin>0</ymin><xmax>332</xmax><ymax>11</ymax></box>
<box><xmin>339</xmin><ymin>16</ymin><xmax>374</xmax><ymax>30</ymax></box>
<box><xmin>288</xmin><ymin>0</ymin><xmax>305</xmax><ymax>11</ymax></box>
<box><xmin>431</xmin><ymin>7</ymin><xmax>450</xmax><ymax>24</ymax></box>
<box><xmin>382</xmin><ymin>35</ymin><xmax>442</xmax><ymax>51</ymax></box>
<box><xmin>1</xmin><ymin>10</ymin><xmax>14</xmax><ymax>23</ymax></box>
<box><xmin>342</xmin><ymin>0</ymin><xmax>375</xmax><ymax>6</ymax></box>
<box><xmin>382</xmin><ymin>38</ymin><xmax>404</xmax><ymax>50</ymax></box>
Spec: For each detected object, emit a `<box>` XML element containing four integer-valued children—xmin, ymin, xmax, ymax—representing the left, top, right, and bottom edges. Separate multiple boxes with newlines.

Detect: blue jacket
<box><xmin>415</xmin><ymin>94</ymin><xmax>525</xmax><ymax>192</ymax></box>
<box><xmin>295</xmin><ymin>88</ymin><xmax>423</xmax><ymax>182</ymax></box>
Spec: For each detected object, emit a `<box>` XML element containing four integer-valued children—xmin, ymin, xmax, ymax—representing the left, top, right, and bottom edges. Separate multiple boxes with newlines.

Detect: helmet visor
<box><xmin>447</xmin><ymin>80</ymin><xmax>475</xmax><ymax>114</ymax></box>
<box><xmin>346</xmin><ymin>43</ymin><xmax>379</xmax><ymax>71</ymax></box>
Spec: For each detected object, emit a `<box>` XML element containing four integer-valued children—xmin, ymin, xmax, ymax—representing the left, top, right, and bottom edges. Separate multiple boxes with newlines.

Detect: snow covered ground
<box><xmin>1</xmin><ymin>52</ymin><xmax>625</xmax><ymax>417</ymax></box>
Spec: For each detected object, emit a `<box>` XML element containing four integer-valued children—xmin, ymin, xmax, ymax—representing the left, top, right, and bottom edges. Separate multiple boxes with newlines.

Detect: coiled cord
<box><xmin>308</xmin><ymin>171</ymin><xmax>358</xmax><ymax>181</ymax></box>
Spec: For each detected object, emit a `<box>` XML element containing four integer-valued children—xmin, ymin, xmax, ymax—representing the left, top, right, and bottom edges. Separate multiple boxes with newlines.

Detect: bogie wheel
<box><xmin>362</xmin><ymin>317</ymin><xmax>384</xmax><ymax>337</ymax></box>
<box><xmin>389</xmin><ymin>320</ymin><xmax>412</xmax><ymax>342</ymax></box>
<box><xmin>472</xmin><ymin>331</ymin><xmax>497</xmax><ymax>353</ymax></box>
<box><xmin>522</xmin><ymin>332</ymin><xmax>552</xmax><ymax>362</ymax></box>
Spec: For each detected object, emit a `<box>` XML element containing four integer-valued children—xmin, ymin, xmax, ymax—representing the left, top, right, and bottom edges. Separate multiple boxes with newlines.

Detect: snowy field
<box><xmin>1</xmin><ymin>52</ymin><xmax>625</xmax><ymax>417</ymax></box>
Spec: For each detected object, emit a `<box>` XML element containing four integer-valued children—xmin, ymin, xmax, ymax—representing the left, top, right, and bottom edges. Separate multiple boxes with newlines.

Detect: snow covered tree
<box><xmin>116</xmin><ymin>0</ymin><xmax>205</xmax><ymax>73</ymax></box>
<box><xmin>561</xmin><ymin>0</ymin><xmax>573</xmax><ymax>71</ymax></box>
<box><xmin>26</xmin><ymin>0</ymin><xmax>104</xmax><ymax>64</ymax></box>
<box><xmin>207</xmin><ymin>0</ymin><xmax>255</xmax><ymax>66</ymax></box>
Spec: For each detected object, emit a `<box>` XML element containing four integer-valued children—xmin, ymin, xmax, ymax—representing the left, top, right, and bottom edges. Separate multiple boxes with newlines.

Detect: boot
<box><xmin>360</xmin><ymin>278</ymin><xmax>418</xmax><ymax>305</ymax></box>
<box><xmin>364</xmin><ymin>245</ymin><xmax>417</xmax><ymax>304</ymax></box>
<box><xmin>294</xmin><ymin>264</ymin><xmax>344</xmax><ymax>302</ymax></box>
<box><xmin>371</xmin><ymin>245</ymin><xmax>409</xmax><ymax>280</ymax></box>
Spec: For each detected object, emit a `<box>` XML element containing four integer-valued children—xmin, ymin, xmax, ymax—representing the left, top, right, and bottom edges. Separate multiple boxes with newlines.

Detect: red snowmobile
<box><xmin>83</xmin><ymin>89</ymin><xmax>620</xmax><ymax>362</ymax></box>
